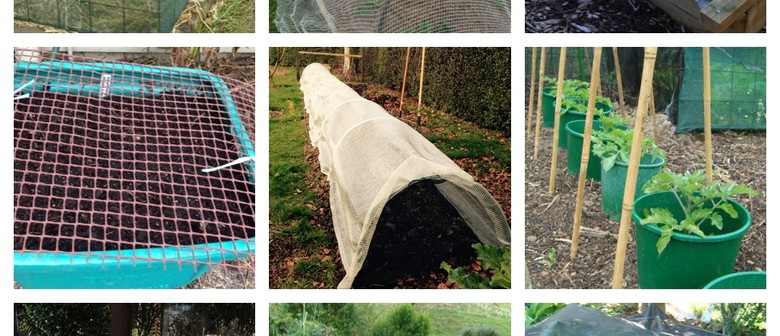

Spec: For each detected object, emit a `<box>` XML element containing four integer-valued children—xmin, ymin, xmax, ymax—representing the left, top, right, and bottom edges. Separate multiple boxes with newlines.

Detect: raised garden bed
<box><xmin>14</xmin><ymin>53</ymin><xmax>255</xmax><ymax>288</ymax></box>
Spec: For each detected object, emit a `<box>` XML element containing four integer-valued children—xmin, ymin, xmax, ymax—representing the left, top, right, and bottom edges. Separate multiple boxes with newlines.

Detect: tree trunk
<box><xmin>111</xmin><ymin>304</ymin><xmax>134</xmax><ymax>336</ymax></box>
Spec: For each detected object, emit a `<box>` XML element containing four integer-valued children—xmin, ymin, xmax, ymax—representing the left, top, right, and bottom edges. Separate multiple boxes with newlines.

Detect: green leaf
<box><xmin>640</xmin><ymin>208</ymin><xmax>678</xmax><ymax>227</ymax></box>
<box><xmin>601</xmin><ymin>154</ymin><xmax>617</xmax><ymax>172</ymax></box>
<box><xmin>717</xmin><ymin>202</ymin><xmax>738</xmax><ymax>219</ymax></box>
<box><xmin>657</xmin><ymin>225</ymin><xmax>674</xmax><ymax>255</ymax></box>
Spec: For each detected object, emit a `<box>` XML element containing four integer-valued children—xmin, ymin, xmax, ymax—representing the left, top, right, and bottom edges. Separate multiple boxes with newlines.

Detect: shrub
<box><xmin>370</xmin><ymin>304</ymin><xmax>431</xmax><ymax>336</ymax></box>
<box><xmin>460</xmin><ymin>326</ymin><xmax>502</xmax><ymax>336</ymax></box>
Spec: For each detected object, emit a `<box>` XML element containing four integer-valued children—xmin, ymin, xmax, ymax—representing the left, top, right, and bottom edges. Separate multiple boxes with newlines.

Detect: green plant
<box><xmin>591</xmin><ymin>117</ymin><xmax>665</xmax><ymax>172</ymax></box>
<box><xmin>460</xmin><ymin>326</ymin><xmax>501</xmax><ymax>336</ymax></box>
<box><xmin>525</xmin><ymin>303</ymin><xmax>566</xmax><ymax>327</ymax></box>
<box><xmin>711</xmin><ymin>303</ymin><xmax>766</xmax><ymax>336</ymax></box>
<box><xmin>370</xmin><ymin>305</ymin><xmax>431</xmax><ymax>336</ymax></box>
<box><xmin>537</xmin><ymin>247</ymin><xmax>557</xmax><ymax>269</ymax></box>
<box><xmin>440</xmin><ymin>243</ymin><xmax>510</xmax><ymax>289</ymax></box>
<box><xmin>545</xmin><ymin>78</ymin><xmax>612</xmax><ymax>115</ymax></box>
<box><xmin>639</xmin><ymin>170</ymin><xmax>757</xmax><ymax>255</ymax></box>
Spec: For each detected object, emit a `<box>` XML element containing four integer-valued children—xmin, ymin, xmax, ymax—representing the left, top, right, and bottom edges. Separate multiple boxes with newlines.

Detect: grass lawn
<box><xmin>199</xmin><ymin>0</ymin><xmax>255</xmax><ymax>33</ymax></box>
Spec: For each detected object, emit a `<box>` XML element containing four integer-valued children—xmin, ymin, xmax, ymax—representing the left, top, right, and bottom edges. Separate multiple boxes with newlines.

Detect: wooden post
<box><xmin>703</xmin><ymin>47</ymin><xmax>713</xmax><ymax>184</ymax></box>
<box><xmin>417</xmin><ymin>47</ymin><xmax>427</xmax><ymax>123</ymax></box>
<box><xmin>571</xmin><ymin>47</ymin><xmax>602</xmax><ymax>259</ymax></box>
<box><xmin>613</xmin><ymin>47</ymin><xmax>627</xmax><ymax>118</ymax></box>
<box><xmin>527</xmin><ymin>47</ymin><xmax>538</xmax><ymax>134</ymax></box>
<box><xmin>533</xmin><ymin>48</ymin><xmax>547</xmax><ymax>159</ymax></box>
<box><xmin>611</xmin><ymin>47</ymin><xmax>658</xmax><ymax>289</ymax></box>
<box><xmin>549</xmin><ymin>47</ymin><xmax>567</xmax><ymax>196</ymax></box>
<box><xmin>343</xmin><ymin>47</ymin><xmax>353</xmax><ymax>80</ymax></box>
<box><xmin>399</xmin><ymin>47</ymin><xmax>412</xmax><ymax>115</ymax></box>
<box><xmin>417</xmin><ymin>47</ymin><xmax>425</xmax><ymax>111</ymax></box>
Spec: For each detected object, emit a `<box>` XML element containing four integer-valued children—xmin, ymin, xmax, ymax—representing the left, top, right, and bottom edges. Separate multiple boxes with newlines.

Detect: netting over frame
<box><xmin>275</xmin><ymin>0</ymin><xmax>511</xmax><ymax>33</ymax></box>
<box><xmin>14</xmin><ymin>48</ymin><xmax>255</xmax><ymax>272</ymax></box>
<box><xmin>14</xmin><ymin>0</ymin><xmax>189</xmax><ymax>33</ymax></box>
<box><xmin>300</xmin><ymin>63</ymin><xmax>510</xmax><ymax>288</ymax></box>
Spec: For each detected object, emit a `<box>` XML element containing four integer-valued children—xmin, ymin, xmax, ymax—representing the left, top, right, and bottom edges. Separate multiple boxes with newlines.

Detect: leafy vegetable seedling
<box><xmin>591</xmin><ymin>114</ymin><xmax>665</xmax><ymax>172</ymax></box>
<box><xmin>639</xmin><ymin>170</ymin><xmax>757</xmax><ymax>255</ymax></box>
<box><xmin>440</xmin><ymin>243</ymin><xmax>510</xmax><ymax>289</ymax></box>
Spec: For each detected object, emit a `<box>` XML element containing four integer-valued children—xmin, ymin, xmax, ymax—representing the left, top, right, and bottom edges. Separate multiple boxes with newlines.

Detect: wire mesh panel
<box><xmin>275</xmin><ymin>0</ymin><xmax>511</xmax><ymax>33</ymax></box>
<box><xmin>14</xmin><ymin>0</ymin><xmax>189</xmax><ymax>32</ymax></box>
<box><xmin>678</xmin><ymin>47</ymin><xmax>766</xmax><ymax>132</ymax></box>
<box><xmin>13</xmin><ymin>48</ymin><xmax>255</xmax><ymax>288</ymax></box>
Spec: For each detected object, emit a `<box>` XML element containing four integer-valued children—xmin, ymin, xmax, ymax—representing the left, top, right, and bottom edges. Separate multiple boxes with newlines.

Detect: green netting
<box><xmin>677</xmin><ymin>47</ymin><xmax>766</xmax><ymax>132</ymax></box>
<box><xmin>14</xmin><ymin>0</ymin><xmax>189</xmax><ymax>32</ymax></box>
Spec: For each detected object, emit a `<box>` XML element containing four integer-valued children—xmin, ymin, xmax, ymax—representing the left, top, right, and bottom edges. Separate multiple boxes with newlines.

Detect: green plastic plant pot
<box><xmin>565</xmin><ymin>120</ymin><xmax>603</xmax><ymax>180</ymax></box>
<box><xmin>601</xmin><ymin>155</ymin><xmax>664</xmax><ymax>220</ymax></box>
<box><xmin>556</xmin><ymin>101</ymin><xmax>613</xmax><ymax>149</ymax></box>
<box><xmin>542</xmin><ymin>86</ymin><xmax>556</xmax><ymax>128</ymax></box>
<box><xmin>632</xmin><ymin>191</ymin><xmax>752</xmax><ymax>289</ymax></box>
<box><xmin>703</xmin><ymin>271</ymin><xmax>766</xmax><ymax>289</ymax></box>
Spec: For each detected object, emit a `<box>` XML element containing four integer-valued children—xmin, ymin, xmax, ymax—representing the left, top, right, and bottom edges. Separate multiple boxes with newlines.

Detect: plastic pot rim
<box><xmin>632</xmin><ymin>192</ymin><xmax>752</xmax><ymax>243</ymax></box>
<box><xmin>565</xmin><ymin>119</ymin><xmax>603</xmax><ymax>139</ymax></box>
<box><xmin>702</xmin><ymin>271</ymin><xmax>766</xmax><ymax>289</ymax></box>
<box><xmin>612</xmin><ymin>155</ymin><xmax>667</xmax><ymax>169</ymax></box>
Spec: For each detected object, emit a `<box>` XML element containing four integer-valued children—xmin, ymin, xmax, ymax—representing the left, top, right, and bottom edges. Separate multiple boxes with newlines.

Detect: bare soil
<box><xmin>14</xmin><ymin>92</ymin><xmax>254</xmax><ymax>252</ymax></box>
<box><xmin>525</xmin><ymin>107</ymin><xmax>766</xmax><ymax>289</ymax></box>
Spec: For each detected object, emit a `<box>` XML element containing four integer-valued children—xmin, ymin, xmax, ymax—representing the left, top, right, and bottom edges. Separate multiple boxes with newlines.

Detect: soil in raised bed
<box><xmin>14</xmin><ymin>90</ymin><xmax>255</xmax><ymax>253</ymax></box>
<box><xmin>352</xmin><ymin>179</ymin><xmax>481</xmax><ymax>288</ymax></box>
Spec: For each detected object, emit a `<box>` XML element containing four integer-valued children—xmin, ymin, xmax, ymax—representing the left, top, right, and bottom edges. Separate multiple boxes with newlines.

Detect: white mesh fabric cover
<box><xmin>275</xmin><ymin>0</ymin><xmax>511</xmax><ymax>33</ymax></box>
<box><xmin>300</xmin><ymin>63</ymin><xmax>510</xmax><ymax>288</ymax></box>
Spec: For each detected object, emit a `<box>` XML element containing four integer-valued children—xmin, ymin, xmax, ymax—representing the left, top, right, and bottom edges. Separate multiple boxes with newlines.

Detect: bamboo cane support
<box><xmin>613</xmin><ymin>47</ymin><xmax>627</xmax><ymax>118</ymax></box>
<box><xmin>533</xmin><ymin>48</ymin><xmax>547</xmax><ymax>159</ymax></box>
<box><xmin>650</xmin><ymin>86</ymin><xmax>658</xmax><ymax>140</ymax></box>
<box><xmin>527</xmin><ymin>47</ymin><xmax>538</xmax><ymax>134</ymax></box>
<box><xmin>417</xmin><ymin>47</ymin><xmax>426</xmax><ymax>110</ymax></box>
<box><xmin>703</xmin><ymin>47</ymin><xmax>713</xmax><ymax>184</ymax></box>
<box><xmin>399</xmin><ymin>47</ymin><xmax>411</xmax><ymax>114</ymax></box>
<box><xmin>571</xmin><ymin>47</ymin><xmax>602</xmax><ymax>259</ymax></box>
<box><xmin>611</xmin><ymin>47</ymin><xmax>658</xmax><ymax>289</ymax></box>
<box><xmin>549</xmin><ymin>47</ymin><xmax>567</xmax><ymax>197</ymax></box>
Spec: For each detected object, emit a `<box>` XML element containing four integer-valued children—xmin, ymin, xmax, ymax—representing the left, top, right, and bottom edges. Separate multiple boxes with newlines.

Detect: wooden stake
<box><xmin>417</xmin><ymin>47</ymin><xmax>427</xmax><ymax>119</ymax></box>
<box><xmin>527</xmin><ymin>47</ymin><xmax>538</xmax><ymax>134</ymax></box>
<box><xmin>650</xmin><ymin>85</ymin><xmax>658</xmax><ymax>140</ymax></box>
<box><xmin>613</xmin><ymin>47</ymin><xmax>627</xmax><ymax>118</ymax></box>
<box><xmin>549</xmin><ymin>47</ymin><xmax>567</xmax><ymax>197</ymax></box>
<box><xmin>703</xmin><ymin>47</ymin><xmax>713</xmax><ymax>184</ymax></box>
<box><xmin>611</xmin><ymin>47</ymin><xmax>658</xmax><ymax>289</ymax></box>
<box><xmin>399</xmin><ymin>47</ymin><xmax>411</xmax><ymax>115</ymax></box>
<box><xmin>533</xmin><ymin>48</ymin><xmax>547</xmax><ymax>159</ymax></box>
<box><xmin>571</xmin><ymin>47</ymin><xmax>602</xmax><ymax>259</ymax></box>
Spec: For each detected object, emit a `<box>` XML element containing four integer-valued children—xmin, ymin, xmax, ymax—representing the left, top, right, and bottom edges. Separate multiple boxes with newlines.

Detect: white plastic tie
<box><xmin>201</xmin><ymin>156</ymin><xmax>255</xmax><ymax>173</ymax></box>
<box><xmin>13</xmin><ymin>80</ymin><xmax>35</xmax><ymax>101</ymax></box>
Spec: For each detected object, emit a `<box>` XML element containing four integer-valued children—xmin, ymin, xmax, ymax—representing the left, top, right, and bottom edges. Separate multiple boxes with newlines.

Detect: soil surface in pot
<box><xmin>14</xmin><ymin>91</ymin><xmax>255</xmax><ymax>253</ymax></box>
<box><xmin>525</xmin><ymin>106</ymin><xmax>766</xmax><ymax>289</ymax></box>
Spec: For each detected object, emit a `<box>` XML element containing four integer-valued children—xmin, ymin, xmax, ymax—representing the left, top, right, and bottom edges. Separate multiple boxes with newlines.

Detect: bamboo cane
<box><xmin>527</xmin><ymin>47</ymin><xmax>538</xmax><ymax>134</ymax></box>
<box><xmin>703</xmin><ymin>47</ymin><xmax>713</xmax><ymax>184</ymax></box>
<box><xmin>611</xmin><ymin>47</ymin><xmax>658</xmax><ymax>289</ymax></box>
<box><xmin>571</xmin><ymin>47</ymin><xmax>602</xmax><ymax>259</ymax></box>
<box><xmin>417</xmin><ymin>47</ymin><xmax>425</xmax><ymax>110</ymax></box>
<box><xmin>549</xmin><ymin>47</ymin><xmax>567</xmax><ymax>196</ymax></box>
<box><xmin>613</xmin><ymin>47</ymin><xmax>627</xmax><ymax>118</ymax></box>
<box><xmin>399</xmin><ymin>47</ymin><xmax>411</xmax><ymax>115</ymax></box>
<box><xmin>533</xmin><ymin>48</ymin><xmax>547</xmax><ymax>159</ymax></box>
<box><xmin>650</xmin><ymin>86</ymin><xmax>658</xmax><ymax>140</ymax></box>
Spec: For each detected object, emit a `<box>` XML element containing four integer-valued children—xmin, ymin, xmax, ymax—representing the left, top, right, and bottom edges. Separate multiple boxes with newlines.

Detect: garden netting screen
<box><xmin>677</xmin><ymin>47</ymin><xmax>766</xmax><ymax>132</ymax></box>
<box><xmin>275</xmin><ymin>0</ymin><xmax>511</xmax><ymax>33</ymax></box>
<box><xmin>14</xmin><ymin>0</ymin><xmax>189</xmax><ymax>32</ymax></box>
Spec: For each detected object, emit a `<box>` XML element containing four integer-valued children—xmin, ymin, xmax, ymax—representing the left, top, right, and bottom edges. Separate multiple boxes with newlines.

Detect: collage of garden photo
<box><xmin>7</xmin><ymin>0</ymin><xmax>772</xmax><ymax>335</ymax></box>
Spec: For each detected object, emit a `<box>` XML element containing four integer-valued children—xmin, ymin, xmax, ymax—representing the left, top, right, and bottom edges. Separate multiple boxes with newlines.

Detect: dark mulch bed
<box><xmin>14</xmin><ymin>92</ymin><xmax>255</xmax><ymax>253</ymax></box>
<box><xmin>525</xmin><ymin>108</ymin><xmax>766</xmax><ymax>289</ymax></box>
<box><xmin>525</xmin><ymin>0</ymin><xmax>688</xmax><ymax>33</ymax></box>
